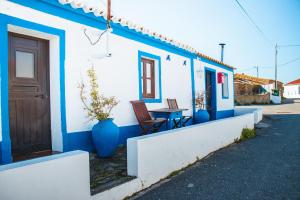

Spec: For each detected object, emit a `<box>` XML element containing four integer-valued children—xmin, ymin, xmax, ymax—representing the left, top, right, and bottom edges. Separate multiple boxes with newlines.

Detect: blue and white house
<box><xmin>0</xmin><ymin>0</ymin><xmax>235</xmax><ymax>164</ymax></box>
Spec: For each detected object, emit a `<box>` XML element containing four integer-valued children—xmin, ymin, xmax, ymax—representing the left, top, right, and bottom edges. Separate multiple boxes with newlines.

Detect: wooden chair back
<box><xmin>167</xmin><ymin>99</ymin><xmax>179</xmax><ymax>109</ymax></box>
<box><xmin>130</xmin><ymin>100</ymin><xmax>152</xmax><ymax>124</ymax></box>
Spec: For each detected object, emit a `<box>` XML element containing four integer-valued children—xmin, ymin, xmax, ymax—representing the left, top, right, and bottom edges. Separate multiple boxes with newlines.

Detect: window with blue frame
<box><xmin>138</xmin><ymin>51</ymin><xmax>162</xmax><ymax>103</ymax></box>
<box><xmin>222</xmin><ymin>73</ymin><xmax>229</xmax><ymax>99</ymax></box>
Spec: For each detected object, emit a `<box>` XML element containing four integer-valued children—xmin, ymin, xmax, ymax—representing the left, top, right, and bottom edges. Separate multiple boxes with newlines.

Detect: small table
<box><xmin>149</xmin><ymin>108</ymin><xmax>188</xmax><ymax>130</ymax></box>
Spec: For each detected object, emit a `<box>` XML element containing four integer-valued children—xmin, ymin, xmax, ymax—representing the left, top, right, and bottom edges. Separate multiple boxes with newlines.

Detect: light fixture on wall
<box><xmin>196</xmin><ymin>68</ymin><xmax>204</xmax><ymax>78</ymax></box>
<box><xmin>166</xmin><ymin>55</ymin><xmax>171</xmax><ymax>61</ymax></box>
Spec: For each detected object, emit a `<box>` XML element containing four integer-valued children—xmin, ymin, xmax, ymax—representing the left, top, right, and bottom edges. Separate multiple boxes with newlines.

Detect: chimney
<box><xmin>219</xmin><ymin>43</ymin><xmax>226</xmax><ymax>62</ymax></box>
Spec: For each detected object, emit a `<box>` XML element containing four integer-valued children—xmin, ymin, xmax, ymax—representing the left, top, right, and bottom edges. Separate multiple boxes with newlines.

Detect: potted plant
<box><xmin>79</xmin><ymin>67</ymin><xmax>119</xmax><ymax>157</ymax></box>
<box><xmin>194</xmin><ymin>91</ymin><xmax>210</xmax><ymax>123</ymax></box>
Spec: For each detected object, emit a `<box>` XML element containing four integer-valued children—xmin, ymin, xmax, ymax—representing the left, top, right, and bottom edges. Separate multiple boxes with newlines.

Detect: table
<box><xmin>149</xmin><ymin>108</ymin><xmax>188</xmax><ymax>130</ymax></box>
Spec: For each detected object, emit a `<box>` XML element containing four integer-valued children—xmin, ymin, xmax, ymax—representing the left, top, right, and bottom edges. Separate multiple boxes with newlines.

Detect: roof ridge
<box><xmin>58</xmin><ymin>0</ymin><xmax>235</xmax><ymax>69</ymax></box>
<box><xmin>286</xmin><ymin>78</ymin><xmax>300</xmax><ymax>85</ymax></box>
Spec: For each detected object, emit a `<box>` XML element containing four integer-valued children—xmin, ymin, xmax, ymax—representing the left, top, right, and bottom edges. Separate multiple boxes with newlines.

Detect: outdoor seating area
<box><xmin>131</xmin><ymin>99</ymin><xmax>192</xmax><ymax>134</ymax></box>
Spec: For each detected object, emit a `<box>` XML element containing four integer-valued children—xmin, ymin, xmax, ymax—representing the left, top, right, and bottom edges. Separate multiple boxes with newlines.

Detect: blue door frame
<box><xmin>0</xmin><ymin>14</ymin><xmax>67</xmax><ymax>164</ymax></box>
<box><xmin>204</xmin><ymin>67</ymin><xmax>217</xmax><ymax>120</ymax></box>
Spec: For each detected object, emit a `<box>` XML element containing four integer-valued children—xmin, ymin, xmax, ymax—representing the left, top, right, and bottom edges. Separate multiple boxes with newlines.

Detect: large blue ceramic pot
<box><xmin>194</xmin><ymin>110</ymin><xmax>210</xmax><ymax>124</ymax></box>
<box><xmin>92</xmin><ymin>119</ymin><xmax>119</xmax><ymax>157</ymax></box>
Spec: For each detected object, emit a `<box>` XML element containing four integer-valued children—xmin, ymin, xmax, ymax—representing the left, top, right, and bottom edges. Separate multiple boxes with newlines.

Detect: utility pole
<box><xmin>255</xmin><ymin>66</ymin><xmax>259</xmax><ymax>78</ymax></box>
<box><xmin>275</xmin><ymin>43</ymin><xmax>278</xmax><ymax>90</ymax></box>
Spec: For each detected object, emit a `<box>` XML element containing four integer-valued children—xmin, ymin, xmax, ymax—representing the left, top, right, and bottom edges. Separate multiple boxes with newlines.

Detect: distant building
<box><xmin>234</xmin><ymin>73</ymin><xmax>283</xmax><ymax>104</ymax></box>
<box><xmin>284</xmin><ymin>79</ymin><xmax>300</xmax><ymax>99</ymax></box>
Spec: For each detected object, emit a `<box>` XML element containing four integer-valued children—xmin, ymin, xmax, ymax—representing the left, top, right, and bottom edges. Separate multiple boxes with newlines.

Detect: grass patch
<box><xmin>236</xmin><ymin>128</ymin><xmax>256</xmax><ymax>143</ymax></box>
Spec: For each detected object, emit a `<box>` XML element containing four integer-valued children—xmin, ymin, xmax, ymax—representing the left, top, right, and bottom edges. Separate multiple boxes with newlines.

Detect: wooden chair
<box><xmin>167</xmin><ymin>98</ymin><xmax>192</xmax><ymax>127</ymax></box>
<box><xmin>130</xmin><ymin>100</ymin><xmax>167</xmax><ymax>135</ymax></box>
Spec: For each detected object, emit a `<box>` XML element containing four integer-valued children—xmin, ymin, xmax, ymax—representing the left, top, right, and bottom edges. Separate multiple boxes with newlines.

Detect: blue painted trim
<box><xmin>199</xmin><ymin>57</ymin><xmax>234</xmax><ymax>72</ymax></box>
<box><xmin>222</xmin><ymin>73</ymin><xmax>229</xmax><ymax>99</ymax></box>
<box><xmin>138</xmin><ymin>50</ymin><xmax>162</xmax><ymax>103</ymax></box>
<box><xmin>0</xmin><ymin>150</ymin><xmax>86</xmax><ymax>171</ymax></box>
<box><xmin>216</xmin><ymin>109</ymin><xmax>234</xmax><ymax>119</ymax></box>
<box><xmin>204</xmin><ymin>67</ymin><xmax>217</xmax><ymax>120</ymax></box>
<box><xmin>0</xmin><ymin>14</ymin><xmax>66</xmax><ymax>164</ymax></box>
<box><xmin>9</xmin><ymin>0</ymin><xmax>235</xmax><ymax>72</ymax></box>
<box><xmin>66</xmin><ymin>124</ymin><xmax>141</xmax><ymax>152</ymax></box>
<box><xmin>8</xmin><ymin>0</ymin><xmax>194</xmax><ymax>59</ymax></box>
<box><xmin>190</xmin><ymin>58</ymin><xmax>196</xmax><ymax>118</ymax></box>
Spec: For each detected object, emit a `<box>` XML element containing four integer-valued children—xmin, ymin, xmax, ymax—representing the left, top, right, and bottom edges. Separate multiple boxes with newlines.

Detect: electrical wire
<box><xmin>278</xmin><ymin>44</ymin><xmax>300</xmax><ymax>48</ymax></box>
<box><xmin>83</xmin><ymin>28</ymin><xmax>109</xmax><ymax>46</ymax></box>
<box><xmin>234</xmin><ymin>0</ymin><xmax>273</xmax><ymax>46</ymax></box>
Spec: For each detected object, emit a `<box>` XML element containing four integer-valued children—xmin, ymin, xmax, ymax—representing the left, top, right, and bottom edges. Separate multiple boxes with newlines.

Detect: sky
<box><xmin>90</xmin><ymin>0</ymin><xmax>300</xmax><ymax>83</ymax></box>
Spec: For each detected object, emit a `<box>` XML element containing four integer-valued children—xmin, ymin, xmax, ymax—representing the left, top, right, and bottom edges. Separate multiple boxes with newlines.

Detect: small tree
<box><xmin>78</xmin><ymin>67</ymin><xmax>118</xmax><ymax>121</ymax></box>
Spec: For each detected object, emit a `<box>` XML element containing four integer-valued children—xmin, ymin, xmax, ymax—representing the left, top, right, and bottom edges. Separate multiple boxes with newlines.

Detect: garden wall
<box><xmin>127</xmin><ymin>108</ymin><xmax>260</xmax><ymax>186</ymax></box>
<box><xmin>0</xmin><ymin>151</ymin><xmax>90</xmax><ymax>200</ymax></box>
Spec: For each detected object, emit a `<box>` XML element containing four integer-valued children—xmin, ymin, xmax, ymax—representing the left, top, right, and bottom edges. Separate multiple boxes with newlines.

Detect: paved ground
<box><xmin>132</xmin><ymin>101</ymin><xmax>300</xmax><ymax>200</ymax></box>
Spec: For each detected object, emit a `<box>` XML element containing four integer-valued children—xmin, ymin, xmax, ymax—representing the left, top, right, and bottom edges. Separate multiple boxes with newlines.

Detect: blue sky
<box><xmin>98</xmin><ymin>0</ymin><xmax>300</xmax><ymax>83</ymax></box>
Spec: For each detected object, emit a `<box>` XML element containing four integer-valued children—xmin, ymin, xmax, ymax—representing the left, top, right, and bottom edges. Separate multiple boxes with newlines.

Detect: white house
<box><xmin>0</xmin><ymin>0</ymin><xmax>235</xmax><ymax>164</ymax></box>
<box><xmin>284</xmin><ymin>79</ymin><xmax>300</xmax><ymax>99</ymax></box>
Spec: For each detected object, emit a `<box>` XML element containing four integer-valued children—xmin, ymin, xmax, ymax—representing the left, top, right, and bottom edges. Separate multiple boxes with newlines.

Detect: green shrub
<box><xmin>239</xmin><ymin>128</ymin><xmax>256</xmax><ymax>142</ymax></box>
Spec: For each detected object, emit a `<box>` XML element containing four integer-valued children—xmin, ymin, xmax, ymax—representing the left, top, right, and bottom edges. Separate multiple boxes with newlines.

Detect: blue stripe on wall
<box><xmin>8</xmin><ymin>0</ymin><xmax>234</xmax><ymax>72</ymax></box>
<box><xmin>216</xmin><ymin>109</ymin><xmax>234</xmax><ymax>119</ymax></box>
<box><xmin>66</xmin><ymin>124</ymin><xmax>142</xmax><ymax>153</ymax></box>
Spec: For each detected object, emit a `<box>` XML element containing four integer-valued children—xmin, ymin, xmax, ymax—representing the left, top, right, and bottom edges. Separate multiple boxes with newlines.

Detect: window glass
<box><xmin>141</xmin><ymin>58</ymin><xmax>155</xmax><ymax>99</ymax></box>
<box><xmin>16</xmin><ymin>51</ymin><xmax>34</xmax><ymax>78</ymax></box>
<box><xmin>146</xmin><ymin>63</ymin><xmax>151</xmax><ymax>78</ymax></box>
<box><xmin>222</xmin><ymin>74</ymin><xmax>229</xmax><ymax>98</ymax></box>
<box><xmin>146</xmin><ymin>79</ymin><xmax>152</xmax><ymax>94</ymax></box>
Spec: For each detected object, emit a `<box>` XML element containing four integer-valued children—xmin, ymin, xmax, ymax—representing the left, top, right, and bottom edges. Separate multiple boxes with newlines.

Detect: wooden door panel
<box><xmin>9</xmin><ymin>33</ymin><xmax>51</xmax><ymax>159</ymax></box>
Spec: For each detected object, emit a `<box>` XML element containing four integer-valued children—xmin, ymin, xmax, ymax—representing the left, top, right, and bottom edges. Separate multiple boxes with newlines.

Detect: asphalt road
<box><xmin>132</xmin><ymin>102</ymin><xmax>300</xmax><ymax>200</ymax></box>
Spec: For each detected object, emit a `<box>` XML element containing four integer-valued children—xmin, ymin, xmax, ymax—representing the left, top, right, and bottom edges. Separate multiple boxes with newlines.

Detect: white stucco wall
<box><xmin>284</xmin><ymin>85</ymin><xmax>300</xmax><ymax>99</ymax></box>
<box><xmin>194</xmin><ymin>59</ymin><xmax>234</xmax><ymax>111</ymax></box>
<box><xmin>0</xmin><ymin>151</ymin><xmax>90</xmax><ymax>200</ymax></box>
<box><xmin>127</xmin><ymin>108</ymin><xmax>259</xmax><ymax>186</ymax></box>
<box><xmin>0</xmin><ymin>0</ymin><xmax>234</xmax><ymax>141</ymax></box>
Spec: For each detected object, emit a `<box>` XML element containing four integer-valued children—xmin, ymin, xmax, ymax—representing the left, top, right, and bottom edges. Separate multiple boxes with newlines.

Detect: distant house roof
<box><xmin>285</xmin><ymin>79</ymin><xmax>300</xmax><ymax>86</ymax></box>
<box><xmin>234</xmin><ymin>73</ymin><xmax>277</xmax><ymax>85</ymax></box>
<box><xmin>58</xmin><ymin>0</ymin><xmax>235</xmax><ymax>69</ymax></box>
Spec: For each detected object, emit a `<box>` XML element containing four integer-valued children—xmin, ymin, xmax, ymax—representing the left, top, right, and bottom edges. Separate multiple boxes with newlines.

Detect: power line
<box><xmin>234</xmin><ymin>0</ymin><xmax>273</xmax><ymax>46</ymax></box>
<box><xmin>278</xmin><ymin>44</ymin><xmax>300</xmax><ymax>48</ymax></box>
<box><xmin>278</xmin><ymin>56</ymin><xmax>300</xmax><ymax>67</ymax></box>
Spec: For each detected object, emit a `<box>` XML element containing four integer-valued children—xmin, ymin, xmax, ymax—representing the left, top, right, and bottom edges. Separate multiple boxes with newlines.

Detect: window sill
<box><xmin>141</xmin><ymin>98</ymin><xmax>162</xmax><ymax>103</ymax></box>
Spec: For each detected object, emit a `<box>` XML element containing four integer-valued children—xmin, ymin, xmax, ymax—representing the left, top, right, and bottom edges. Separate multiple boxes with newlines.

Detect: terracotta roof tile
<box><xmin>58</xmin><ymin>0</ymin><xmax>235</xmax><ymax>70</ymax></box>
<box><xmin>286</xmin><ymin>78</ymin><xmax>300</xmax><ymax>85</ymax></box>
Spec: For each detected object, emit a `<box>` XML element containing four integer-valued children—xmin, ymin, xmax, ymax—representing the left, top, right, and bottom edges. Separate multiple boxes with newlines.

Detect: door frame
<box><xmin>204</xmin><ymin>67</ymin><xmax>217</xmax><ymax>120</ymax></box>
<box><xmin>0</xmin><ymin>14</ymin><xmax>66</xmax><ymax>164</ymax></box>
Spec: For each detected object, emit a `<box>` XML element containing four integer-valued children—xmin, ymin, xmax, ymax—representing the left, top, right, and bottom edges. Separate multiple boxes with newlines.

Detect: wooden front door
<box><xmin>8</xmin><ymin>33</ymin><xmax>51</xmax><ymax>159</ymax></box>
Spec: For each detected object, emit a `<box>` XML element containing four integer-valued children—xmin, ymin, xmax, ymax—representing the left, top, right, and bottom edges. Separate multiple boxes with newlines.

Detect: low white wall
<box><xmin>270</xmin><ymin>94</ymin><xmax>281</xmax><ymax>104</ymax></box>
<box><xmin>0</xmin><ymin>151</ymin><xmax>90</xmax><ymax>200</ymax></box>
<box><xmin>127</xmin><ymin>112</ymin><xmax>257</xmax><ymax>186</ymax></box>
<box><xmin>234</xmin><ymin>107</ymin><xmax>262</xmax><ymax>124</ymax></box>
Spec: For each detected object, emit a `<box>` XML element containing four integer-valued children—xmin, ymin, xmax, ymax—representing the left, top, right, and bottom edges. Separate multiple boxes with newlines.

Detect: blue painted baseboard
<box><xmin>216</xmin><ymin>109</ymin><xmax>234</xmax><ymax>119</ymax></box>
<box><xmin>65</xmin><ymin>124</ymin><xmax>142</xmax><ymax>153</ymax></box>
<box><xmin>64</xmin><ymin>111</ymin><xmax>233</xmax><ymax>153</ymax></box>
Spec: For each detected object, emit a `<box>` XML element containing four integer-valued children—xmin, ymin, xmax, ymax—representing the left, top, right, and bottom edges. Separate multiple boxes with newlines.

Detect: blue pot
<box><xmin>194</xmin><ymin>110</ymin><xmax>210</xmax><ymax>124</ymax></box>
<box><xmin>92</xmin><ymin>119</ymin><xmax>119</xmax><ymax>157</ymax></box>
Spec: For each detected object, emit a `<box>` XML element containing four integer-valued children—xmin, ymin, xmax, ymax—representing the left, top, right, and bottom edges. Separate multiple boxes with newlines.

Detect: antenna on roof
<box><xmin>219</xmin><ymin>43</ymin><xmax>226</xmax><ymax>62</ymax></box>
